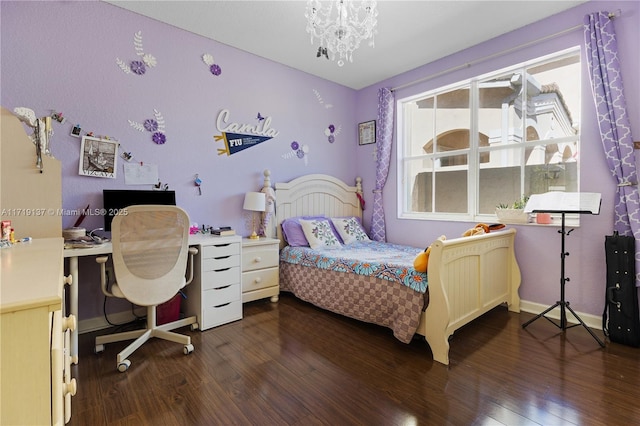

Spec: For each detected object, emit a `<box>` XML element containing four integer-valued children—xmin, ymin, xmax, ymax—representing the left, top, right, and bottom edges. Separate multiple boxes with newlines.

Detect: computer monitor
<box><xmin>102</xmin><ymin>189</ymin><xmax>176</xmax><ymax>231</ymax></box>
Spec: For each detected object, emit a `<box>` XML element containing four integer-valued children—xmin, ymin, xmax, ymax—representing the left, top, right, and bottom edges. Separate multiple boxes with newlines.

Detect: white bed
<box><xmin>270</xmin><ymin>172</ymin><xmax>521</xmax><ymax>365</ymax></box>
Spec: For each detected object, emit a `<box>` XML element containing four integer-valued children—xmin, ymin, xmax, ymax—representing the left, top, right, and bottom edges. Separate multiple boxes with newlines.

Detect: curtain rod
<box><xmin>390</xmin><ymin>9</ymin><xmax>621</xmax><ymax>93</ymax></box>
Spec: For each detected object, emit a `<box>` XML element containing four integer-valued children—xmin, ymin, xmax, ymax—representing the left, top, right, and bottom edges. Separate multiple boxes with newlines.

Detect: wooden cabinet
<box><xmin>1</xmin><ymin>107</ymin><xmax>62</xmax><ymax>239</ymax></box>
<box><xmin>185</xmin><ymin>235</ymin><xmax>242</xmax><ymax>330</ymax></box>
<box><xmin>241</xmin><ymin>237</ymin><xmax>280</xmax><ymax>303</ymax></box>
<box><xmin>0</xmin><ymin>238</ymin><xmax>76</xmax><ymax>425</ymax></box>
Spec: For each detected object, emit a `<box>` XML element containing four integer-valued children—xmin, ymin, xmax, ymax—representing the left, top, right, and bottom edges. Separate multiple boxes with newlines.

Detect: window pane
<box><xmin>478</xmin><ymin>72</ymin><xmax>522</xmax><ymax>147</ymax></box>
<box><xmin>479</xmin><ymin>147</ymin><xmax>523</xmax><ymax>214</ymax></box>
<box><xmin>434</xmin><ymin>87</ymin><xmax>470</xmax><ymax>153</ymax></box>
<box><xmin>525</xmin><ymin>55</ymin><xmax>580</xmax><ymax>142</ymax></box>
<box><xmin>405</xmin><ymin>157</ymin><xmax>433</xmax><ymax>213</ymax></box>
<box><xmin>406</xmin><ymin>156</ymin><xmax>468</xmax><ymax>214</ymax></box>
<box><xmin>525</xmin><ymin>160</ymin><xmax>579</xmax><ymax>195</ymax></box>
<box><xmin>434</xmin><ymin>162</ymin><xmax>468</xmax><ymax>213</ymax></box>
<box><xmin>404</xmin><ymin>96</ymin><xmax>435</xmax><ymax>156</ymax></box>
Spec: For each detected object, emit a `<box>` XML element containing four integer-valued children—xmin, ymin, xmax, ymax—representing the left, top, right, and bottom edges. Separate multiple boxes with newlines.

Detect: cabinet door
<box><xmin>0</xmin><ymin>307</ymin><xmax>52</xmax><ymax>425</ymax></box>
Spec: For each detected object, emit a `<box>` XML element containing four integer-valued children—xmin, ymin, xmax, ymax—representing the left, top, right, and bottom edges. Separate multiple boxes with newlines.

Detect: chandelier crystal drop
<box><xmin>305</xmin><ymin>0</ymin><xmax>378</xmax><ymax>67</ymax></box>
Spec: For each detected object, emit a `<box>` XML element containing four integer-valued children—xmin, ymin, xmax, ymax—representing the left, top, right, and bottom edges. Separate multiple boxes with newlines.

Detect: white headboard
<box><xmin>274</xmin><ymin>174</ymin><xmax>363</xmax><ymax>245</ymax></box>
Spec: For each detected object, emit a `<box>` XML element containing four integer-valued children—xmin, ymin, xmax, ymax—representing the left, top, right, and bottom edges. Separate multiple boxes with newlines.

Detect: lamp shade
<box><xmin>243</xmin><ymin>192</ymin><xmax>266</xmax><ymax>212</ymax></box>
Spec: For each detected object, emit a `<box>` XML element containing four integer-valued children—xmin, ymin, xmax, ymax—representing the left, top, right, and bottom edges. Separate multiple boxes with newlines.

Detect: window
<box><xmin>397</xmin><ymin>48</ymin><xmax>581</xmax><ymax>221</ymax></box>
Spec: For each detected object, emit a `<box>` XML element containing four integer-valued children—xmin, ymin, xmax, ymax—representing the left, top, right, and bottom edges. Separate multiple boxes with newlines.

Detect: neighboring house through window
<box><xmin>397</xmin><ymin>47</ymin><xmax>581</xmax><ymax>221</ymax></box>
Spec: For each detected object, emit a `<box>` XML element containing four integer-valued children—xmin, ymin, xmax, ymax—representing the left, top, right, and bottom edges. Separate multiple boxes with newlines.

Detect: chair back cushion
<box><xmin>111</xmin><ymin>205</ymin><xmax>189</xmax><ymax>306</ymax></box>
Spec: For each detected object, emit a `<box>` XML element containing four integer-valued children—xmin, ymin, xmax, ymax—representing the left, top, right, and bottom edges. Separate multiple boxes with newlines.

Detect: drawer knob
<box><xmin>253</xmin><ymin>277</ymin><xmax>262</xmax><ymax>284</ymax></box>
<box><xmin>63</xmin><ymin>315</ymin><xmax>77</xmax><ymax>332</ymax></box>
<box><xmin>253</xmin><ymin>256</ymin><xmax>262</xmax><ymax>263</ymax></box>
<box><xmin>64</xmin><ymin>378</ymin><xmax>77</xmax><ymax>396</ymax></box>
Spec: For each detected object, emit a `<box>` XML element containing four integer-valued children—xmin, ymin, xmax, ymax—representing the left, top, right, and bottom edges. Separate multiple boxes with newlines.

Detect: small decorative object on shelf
<box><xmin>495</xmin><ymin>195</ymin><xmax>530</xmax><ymax>224</ymax></box>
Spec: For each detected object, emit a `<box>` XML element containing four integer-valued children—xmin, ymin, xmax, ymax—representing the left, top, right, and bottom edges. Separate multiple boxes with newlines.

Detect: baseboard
<box><xmin>520</xmin><ymin>300</ymin><xmax>602</xmax><ymax>331</ymax></box>
<box><xmin>80</xmin><ymin>299</ymin><xmax>602</xmax><ymax>334</ymax></box>
<box><xmin>79</xmin><ymin>309</ymin><xmax>145</xmax><ymax>334</ymax></box>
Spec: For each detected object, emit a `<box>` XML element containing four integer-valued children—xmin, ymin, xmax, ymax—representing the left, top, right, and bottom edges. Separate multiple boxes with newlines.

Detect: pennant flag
<box><xmin>214</xmin><ymin>132</ymin><xmax>273</xmax><ymax>156</ymax></box>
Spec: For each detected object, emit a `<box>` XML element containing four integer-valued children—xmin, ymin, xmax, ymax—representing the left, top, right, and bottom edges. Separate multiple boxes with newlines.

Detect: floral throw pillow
<box><xmin>299</xmin><ymin>219</ymin><xmax>342</xmax><ymax>249</ymax></box>
<box><xmin>331</xmin><ymin>217</ymin><xmax>370</xmax><ymax>244</ymax></box>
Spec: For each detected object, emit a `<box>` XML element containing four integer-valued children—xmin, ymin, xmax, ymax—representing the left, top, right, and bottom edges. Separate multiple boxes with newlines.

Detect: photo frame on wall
<box><xmin>358</xmin><ymin>120</ymin><xmax>376</xmax><ymax>145</ymax></box>
<box><xmin>79</xmin><ymin>136</ymin><xmax>118</xmax><ymax>179</ymax></box>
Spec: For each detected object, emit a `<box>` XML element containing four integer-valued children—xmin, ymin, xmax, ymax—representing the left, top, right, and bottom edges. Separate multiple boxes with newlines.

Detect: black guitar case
<box><xmin>603</xmin><ymin>232</ymin><xmax>640</xmax><ymax>347</ymax></box>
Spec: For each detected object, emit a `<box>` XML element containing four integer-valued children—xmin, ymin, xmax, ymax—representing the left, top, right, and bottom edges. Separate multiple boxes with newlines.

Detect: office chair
<box><xmin>94</xmin><ymin>205</ymin><xmax>199</xmax><ymax>372</ymax></box>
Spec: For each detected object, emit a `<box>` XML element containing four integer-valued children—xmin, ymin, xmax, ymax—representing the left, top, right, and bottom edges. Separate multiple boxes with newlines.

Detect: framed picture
<box><xmin>79</xmin><ymin>136</ymin><xmax>118</xmax><ymax>179</ymax></box>
<box><xmin>358</xmin><ymin>120</ymin><xmax>376</xmax><ymax>145</ymax></box>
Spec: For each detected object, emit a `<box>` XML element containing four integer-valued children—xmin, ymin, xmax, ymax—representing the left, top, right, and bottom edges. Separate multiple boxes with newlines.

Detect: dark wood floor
<box><xmin>69</xmin><ymin>294</ymin><xmax>640</xmax><ymax>425</ymax></box>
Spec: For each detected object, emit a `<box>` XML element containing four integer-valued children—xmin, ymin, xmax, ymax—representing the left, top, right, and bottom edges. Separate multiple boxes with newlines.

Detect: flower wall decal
<box><xmin>282</xmin><ymin>140</ymin><xmax>310</xmax><ymax>166</ymax></box>
<box><xmin>116</xmin><ymin>31</ymin><xmax>157</xmax><ymax>76</ymax></box>
<box><xmin>324</xmin><ymin>124</ymin><xmax>341</xmax><ymax>143</ymax></box>
<box><xmin>202</xmin><ymin>54</ymin><xmax>222</xmax><ymax>76</ymax></box>
<box><xmin>128</xmin><ymin>109</ymin><xmax>166</xmax><ymax>144</ymax></box>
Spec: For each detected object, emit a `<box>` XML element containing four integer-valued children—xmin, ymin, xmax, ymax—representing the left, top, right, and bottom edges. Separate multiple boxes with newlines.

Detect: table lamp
<box><xmin>243</xmin><ymin>191</ymin><xmax>266</xmax><ymax>239</ymax></box>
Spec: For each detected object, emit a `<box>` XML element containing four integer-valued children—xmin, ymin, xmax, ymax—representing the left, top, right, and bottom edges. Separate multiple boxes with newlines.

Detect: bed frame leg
<box><xmin>426</xmin><ymin>334</ymin><xmax>450</xmax><ymax>365</ymax></box>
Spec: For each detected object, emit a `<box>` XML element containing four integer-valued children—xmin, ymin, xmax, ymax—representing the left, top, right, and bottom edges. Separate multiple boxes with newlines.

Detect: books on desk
<box><xmin>64</xmin><ymin>238</ymin><xmax>106</xmax><ymax>249</ymax></box>
<box><xmin>211</xmin><ymin>227</ymin><xmax>235</xmax><ymax>236</ymax></box>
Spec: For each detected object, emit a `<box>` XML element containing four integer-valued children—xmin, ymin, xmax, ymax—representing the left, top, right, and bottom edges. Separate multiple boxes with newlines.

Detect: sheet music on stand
<box><xmin>521</xmin><ymin>190</ymin><xmax>606</xmax><ymax>347</ymax></box>
<box><xmin>524</xmin><ymin>192</ymin><xmax>601</xmax><ymax>215</ymax></box>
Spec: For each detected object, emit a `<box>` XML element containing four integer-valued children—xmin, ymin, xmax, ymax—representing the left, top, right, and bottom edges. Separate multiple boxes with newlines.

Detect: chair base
<box><xmin>95</xmin><ymin>305</ymin><xmax>198</xmax><ymax>371</ymax></box>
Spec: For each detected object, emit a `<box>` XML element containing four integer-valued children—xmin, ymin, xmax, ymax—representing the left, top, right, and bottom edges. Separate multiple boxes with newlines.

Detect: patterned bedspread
<box><xmin>280</xmin><ymin>241</ymin><xmax>428</xmax><ymax>293</ymax></box>
<box><xmin>279</xmin><ymin>241</ymin><xmax>428</xmax><ymax>343</ymax></box>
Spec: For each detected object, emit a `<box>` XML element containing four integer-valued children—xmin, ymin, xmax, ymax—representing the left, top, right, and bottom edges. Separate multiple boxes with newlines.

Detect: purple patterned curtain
<box><xmin>370</xmin><ymin>87</ymin><xmax>394</xmax><ymax>242</ymax></box>
<box><xmin>584</xmin><ymin>12</ymin><xmax>639</xmax><ymax>286</ymax></box>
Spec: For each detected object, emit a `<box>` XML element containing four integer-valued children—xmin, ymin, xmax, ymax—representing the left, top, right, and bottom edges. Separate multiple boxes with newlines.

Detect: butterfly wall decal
<box><xmin>256</xmin><ymin>113</ymin><xmax>265</xmax><ymax>122</ymax></box>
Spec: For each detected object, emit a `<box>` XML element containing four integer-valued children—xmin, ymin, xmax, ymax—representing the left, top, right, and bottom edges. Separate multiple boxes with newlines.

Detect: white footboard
<box><xmin>416</xmin><ymin>228</ymin><xmax>521</xmax><ymax>365</ymax></box>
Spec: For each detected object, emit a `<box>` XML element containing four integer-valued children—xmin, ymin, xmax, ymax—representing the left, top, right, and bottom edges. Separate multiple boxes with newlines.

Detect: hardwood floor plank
<box><xmin>68</xmin><ymin>294</ymin><xmax>640</xmax><ymax>425</ymax></box>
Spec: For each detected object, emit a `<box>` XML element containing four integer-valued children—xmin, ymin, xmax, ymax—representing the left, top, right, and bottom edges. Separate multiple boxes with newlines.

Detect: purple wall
<box><xmin>2</xmin><ymin>0</ymin><xmax>639</xmax><ymax>321</ymax></box>
<box><xmin>355</xmin><ymin>0</ymin><xmax>640</xmax><ymax>317</ymax></box>
<box><xmin>1</xmin><ymin>1</ymin><xmax>358</xmax><ymax>233</ymax></box>
<box><xmin>1</xmin><ymin>1</ymin><xmax>357</xmax><ymax>319</ymax></box>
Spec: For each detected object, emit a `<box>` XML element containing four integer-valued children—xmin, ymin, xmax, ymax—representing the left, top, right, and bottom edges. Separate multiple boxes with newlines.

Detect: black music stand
<box><xmin>521</xmin><ymin>192</ymin><xmax>605</xmax><ymax>347</ymax></box>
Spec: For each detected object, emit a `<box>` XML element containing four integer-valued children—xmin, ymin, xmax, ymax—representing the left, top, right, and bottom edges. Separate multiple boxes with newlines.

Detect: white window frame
<box><xmin>396</xmin><ymin>47</ymin><xmax>581</xmax><ymax>223</ymax></box>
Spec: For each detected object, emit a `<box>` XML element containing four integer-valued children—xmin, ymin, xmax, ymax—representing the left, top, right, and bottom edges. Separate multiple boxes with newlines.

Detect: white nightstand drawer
<box><xmin>201</xmin><ymin>242</ymin><xmax>240</xmax><ymax>259</ymax></box>
<box><xmin>201</xmin><ymin>266</ymin><xmax>240</xmax><ymax>290</ymax></box>
<box><xmin>202</xmin><ymin>254</ymin><xmax>240</xmax><ymax>272</ymax></box>
<box><xmin>203</xmin><ymin>282</ymin><xmax>240</xmax><ymax>306</ymax></box>
<box><xmin>242</xmin><ymin>267</ymin><xmax>279</xmax><ymax>292</ymax></box>
<box><xmin>202</xmin><ymin>300</ymin><xmax>242</xmax><ymax>329</ymax></box>
<box><xmin>241</xmin><ymin>246</ymin><xmax>279</xmax><ymax>272</ymax></box>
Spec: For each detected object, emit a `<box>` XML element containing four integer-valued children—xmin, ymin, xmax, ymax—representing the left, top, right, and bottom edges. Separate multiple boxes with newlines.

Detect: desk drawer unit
<box><xmin>186</xmin><ymin>236</ymin><xmax>242</xmax><ymax>331</ymax></box>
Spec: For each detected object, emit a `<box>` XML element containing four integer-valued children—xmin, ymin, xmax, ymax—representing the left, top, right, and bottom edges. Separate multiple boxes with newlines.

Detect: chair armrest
<box><xmin>95</xmin><ymin>255</ymin><xmax>114</xmax><ymax>297</ymax></box>
<box><xmin>185</xmin><ymin>246</ymin><xmax>198</xmax><ymax>286</ymax></box>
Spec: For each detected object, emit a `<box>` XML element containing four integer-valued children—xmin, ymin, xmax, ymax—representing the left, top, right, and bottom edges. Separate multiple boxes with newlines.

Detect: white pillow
<box><xmin>299</xmin><ymin>218</ymin><xmax>342</xmax><ymax>249</ymax></box>
<box><xmin>331</xmin><ymin>217</ymin><xmax>370</xmax><ymax>244</ymax></box>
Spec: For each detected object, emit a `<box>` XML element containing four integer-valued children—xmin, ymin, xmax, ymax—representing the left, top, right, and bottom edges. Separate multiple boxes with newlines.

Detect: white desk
<box><xmin>63</xmin><ymin>234</ymin><xmax>242</xmax><ymax>363</ymax></box>
<box><xmin>63</xmin><ymin>242</ymin><xmax>113</xmax><ymax>363</ymax></box>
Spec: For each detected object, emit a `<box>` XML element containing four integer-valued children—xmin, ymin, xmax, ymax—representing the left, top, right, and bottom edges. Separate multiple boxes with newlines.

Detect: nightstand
<box><xmin>241</xmin><ymin>237</ymin><xmax>280</xmax><ymax>303</ymax></box>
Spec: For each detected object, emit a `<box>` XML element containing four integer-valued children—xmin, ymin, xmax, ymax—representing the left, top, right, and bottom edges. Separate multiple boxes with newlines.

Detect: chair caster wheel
<box><xmin>183</xmin><ymin>344</ymin><xmax>194</xmax><ymax>355</ymax></box>
<box><xmin>117</xmin><ymin>359</ymin><xmax>131</xmax><ymax>372</ymax></box>
<box><xmin>191</xmin><ymin>323</ymin><xmax>199</xmax><ymax>331</ymax></box>
<box><xmin>94</xmin><ymin>344</ymin><xmax>104</xmax><ymax>354</ymax></box>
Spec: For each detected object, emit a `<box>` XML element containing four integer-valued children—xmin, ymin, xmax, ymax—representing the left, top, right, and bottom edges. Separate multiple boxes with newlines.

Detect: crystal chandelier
<box><xmin>305</xmin><ymin>0</ymin><xmax>378</xmax><ymax>67</ymax></box>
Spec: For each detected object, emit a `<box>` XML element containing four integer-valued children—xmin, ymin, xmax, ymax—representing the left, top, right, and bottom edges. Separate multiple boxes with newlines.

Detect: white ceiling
<box><xmin>104</xmin><ymin>0</ymin><xmax>587</xmax><ymax>90</ymax></box>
